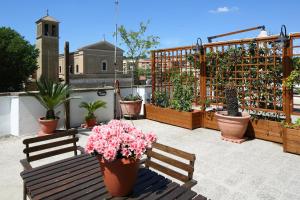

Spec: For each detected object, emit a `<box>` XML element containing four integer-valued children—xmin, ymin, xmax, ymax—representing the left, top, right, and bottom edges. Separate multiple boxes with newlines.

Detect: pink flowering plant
<box><xmin>85</xmin><ymin>120</ymin><xmax>157</xmax><ymax>162</ymax></box>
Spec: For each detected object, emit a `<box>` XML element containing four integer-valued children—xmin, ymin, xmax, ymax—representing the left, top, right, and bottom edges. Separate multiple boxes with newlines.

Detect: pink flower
<box><xmin>85</xmin><ymin>120</ymin><xmax>157</xmax><ymax>162</ymax></box>
<box><xmin>145</xmin><ymin>132</ymin><xmax>157</xmax><ymax>147</ymax></box>
<box><xmin>121</xmin><ymin>148</ymin><xmax>132</xmax><ymax>158</ymax></box>
<box><xmin>103</xmin><ymin>146</ymin><xmax>117</xmax><ymax>162</ymax></box>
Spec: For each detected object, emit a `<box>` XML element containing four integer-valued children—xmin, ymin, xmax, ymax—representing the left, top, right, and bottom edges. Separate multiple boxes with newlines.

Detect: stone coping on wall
<box><xmin>0</xmin><ymin>85</ymin><xmax>152</xmax><ymax>96</ymax></box>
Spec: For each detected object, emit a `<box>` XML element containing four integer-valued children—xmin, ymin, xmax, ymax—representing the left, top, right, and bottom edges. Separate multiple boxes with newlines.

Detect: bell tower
<box><xmin>35</xmin><ymin>11</ymin><xmax>59</xmax><ymax>81</ymax></box>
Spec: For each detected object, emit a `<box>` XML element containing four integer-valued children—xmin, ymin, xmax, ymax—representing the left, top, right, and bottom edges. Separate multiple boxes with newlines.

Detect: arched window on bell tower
<box><xmin>52</xmin><ymin>25</ymin><xmax>57</xmax><ymax>36</ymax></box>
<box><xmin>44</xmin><ymin>24</ymin><xmax>49</xmax><ymax>36</ymax></box>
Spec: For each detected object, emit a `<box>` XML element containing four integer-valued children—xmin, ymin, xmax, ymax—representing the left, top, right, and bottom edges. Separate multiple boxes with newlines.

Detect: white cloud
<box><xmin>209</xmin><ymin>6</ymin><xmax>239</xmax><ymax>14</ymax></box>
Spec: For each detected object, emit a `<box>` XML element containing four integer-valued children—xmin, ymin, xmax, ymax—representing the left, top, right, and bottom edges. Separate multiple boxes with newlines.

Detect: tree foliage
<box><xmin>0</xmin><ymin>27</ymin><xmax>39</xmax><ymax>92</ymax></box>
<box><xmin>117</xmin><ymin>21</ymin><xmax>159</xmax><ymax>84</ymax></box>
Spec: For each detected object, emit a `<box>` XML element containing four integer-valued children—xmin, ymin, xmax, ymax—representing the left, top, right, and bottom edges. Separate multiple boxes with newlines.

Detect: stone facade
<box><xmin>123</xmin><ymin>58</ymin><xmax>151</xmax><ymax>72</ymax></box>
<box><xmin>35</xmin><ymin>15</ymin><xmax>59</xmax><ymax>81</ymax></box>
<box><xmin>59</xmin><ymin>40</ymin><xmax>131</xmax><ymax>87</ymax></box>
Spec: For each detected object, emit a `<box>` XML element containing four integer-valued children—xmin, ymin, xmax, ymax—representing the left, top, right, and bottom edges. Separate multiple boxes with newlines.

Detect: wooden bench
<box><xmin>144</xmin><ymin>142</ymin><xmax>197</xmax><ymax>189</ymax></box>
<box><xmin>20</xmin><ymin>129</ymin><xmax>85</xmax><ymax>200</ymax></box>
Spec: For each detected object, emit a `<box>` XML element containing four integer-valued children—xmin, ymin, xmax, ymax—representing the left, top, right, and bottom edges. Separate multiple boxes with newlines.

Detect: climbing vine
<box><xmin>205</xmin><ymin>40</ymin><xmax>284</xmax><ymax>120</ymax></box>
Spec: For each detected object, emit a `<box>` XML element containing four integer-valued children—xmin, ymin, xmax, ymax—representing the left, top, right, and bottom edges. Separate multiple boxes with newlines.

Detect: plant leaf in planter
<box><xmin>154</xmin><ymin>91</ymin><xmax>169</xmax><ymax>108</ymax></box>
<box><xmin>225</xmin><ymin>81</ymin><xmax>239</xmax><ymax>116</ymax></box>
<box><xmin>79</xmin><ymin>100</ymin><xmax>107</xmax><ymax>121</ymax></box>
<box><xmin>27</xmin><ymin>79</ymin><xmax>73</xmax><ymax>119</ymax></box>
<box><xmin>170</xmin><ymin>74</ymin><xmax>194</xmax><ymax>112</ymax></box>
<box><xmin>123</xmin><ymin>94</ymin><xmax>142</xmax><ymax>101</ymax></box>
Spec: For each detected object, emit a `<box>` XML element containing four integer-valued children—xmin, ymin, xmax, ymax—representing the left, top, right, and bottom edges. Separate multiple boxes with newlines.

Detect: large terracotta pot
<box><xmin>98</xmin><ymin>157</ymin><xmax>139</xmax><ymax>197</ymax></box>
<box><xmin>215</xmin><ymin>111</ymin><xmax>250</xmax><ymax>143</ymax></box>
<box><xmin>119</xmin><ymin>100</ymin><xmax>142</xmax><ymax>117</ymax></box>
<box><xmin>38</xmin><ymin>117</ymin><xmax>59</xmax><ymax>136</ymax></box>
<box><xmin>85</xmin><ymin>118</ymin><xmax>97</xmax><ymax>128</ymax></box>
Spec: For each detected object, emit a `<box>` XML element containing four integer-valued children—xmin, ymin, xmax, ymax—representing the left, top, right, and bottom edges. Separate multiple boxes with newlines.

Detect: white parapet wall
<box><xmin>0</xmin><ymin>96</ymin><xmax>11</xmax><ymax>135</ymax></box>
<box><xmin>70</xmin><ymin>88</ymin><xmax>115</xmax><ymax>128</ymax></box>
<box><xmin>0</xmin><ymin>86</ymin><xmax>151</xmax><ymax>136</ymax></box>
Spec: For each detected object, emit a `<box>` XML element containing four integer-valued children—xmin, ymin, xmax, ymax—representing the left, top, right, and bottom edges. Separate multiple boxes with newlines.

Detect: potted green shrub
<box><xmin>215</xmin><ymin>81</ymin><xmax>250</xmax><ymax>143</ymax></box>
<box><xmin>28</xmin><ymin>79</ymin><xmax>72</xmax><ymax>136</ymax></box>
<box><xmin>119</xmin><ymin>94</ymin><xmax>143</xmax><ymax>118</ymax></box>
<box><xmin>145</xmin><ymin>74</ymin><xmax>203</xmax><ymax>129</ymax></box>
<box><xmin>154</xmin><ymin>91</ymin><xmax>169</xmax><ymax>108</ymax></box>
<box><xmin>79</xmin><ymin>100</ymin><xmax>107</xmax><ymax>128</ymax></box>
<box><xmin>170</xmin><ymin>74</ymin><xmax>194</xmax><ymax>112</ymax></box>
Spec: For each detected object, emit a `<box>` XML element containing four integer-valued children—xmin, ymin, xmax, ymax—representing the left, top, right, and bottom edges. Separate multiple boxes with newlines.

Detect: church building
<box><xmin>35</xmin><ymin>13</ymin><xmax>131</xmax><ymax>87</ymax></box>
<box><xmin>59</xmin><ymin>40</ymin><xmax>131</xmax><ymax>88</ymax></box>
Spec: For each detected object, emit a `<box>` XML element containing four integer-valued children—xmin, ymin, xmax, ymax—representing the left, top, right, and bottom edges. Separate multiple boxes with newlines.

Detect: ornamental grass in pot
<box><xmin>28</xmin><ymin>79</ymin><xmax>72</xmax><ymax>136</ymax></box>
<box><xmin>79</xmin><ymin>100</ymin><xmax>106</xmax><ymax>128</ymax></box>
<box><xmin>85</xmin><ymin>120</ymin><xmax>157</xmax><ymax>197</ymax></box>
<box><xmin>215</xmin><ymin>81</ymin><xmax>250</xmax><ymax>143</ymax></box>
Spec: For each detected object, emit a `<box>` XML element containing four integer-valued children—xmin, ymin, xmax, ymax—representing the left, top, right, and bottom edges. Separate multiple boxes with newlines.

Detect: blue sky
<box><xmin>1</xmin><ymin>0</ymin><xmax>299</xmax><ymax>53</ymax></box>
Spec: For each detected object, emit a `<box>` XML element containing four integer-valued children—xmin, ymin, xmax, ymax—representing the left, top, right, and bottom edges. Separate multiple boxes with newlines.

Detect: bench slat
<box><xmin>23</xmin><ymin>138</ymin><xmax>78</xmax><ymax>153</ymax></box>
<box><xmin>152</xmin><ymin>142</ymin><xmax>196</xmax><ymax>161</ymax></box>
<box><xmin>145</xmin><ymin>160</ymin><xmax>189</xmax><ymax>182</ymax></box>
<box><xmin>27</xmin><ymin>146</ymin><xmax>77</xmax><ymax>162</ymax></box>
<box><xmin>148</xmin><ymin>150</ymin><xmax>194</xmax><ymax>173</ymax></box>
<box><xmin>23</xmin><ymin>129</ymin><xmax>77</xmax><ymax>144</ymax></box>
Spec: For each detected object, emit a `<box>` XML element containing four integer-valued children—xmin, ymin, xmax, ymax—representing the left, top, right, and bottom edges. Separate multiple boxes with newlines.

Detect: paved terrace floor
<box><xmin>0</xmin><ymin>119</ymin><xmax>300</xmax><ymax>200</ymax></box>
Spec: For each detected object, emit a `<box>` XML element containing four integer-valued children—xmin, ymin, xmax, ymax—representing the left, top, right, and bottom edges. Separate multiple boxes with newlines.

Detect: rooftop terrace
<box><xmin>1</xmin><ymin>119</ymin><xmax>300</xmax><ymax>200</ymax></box>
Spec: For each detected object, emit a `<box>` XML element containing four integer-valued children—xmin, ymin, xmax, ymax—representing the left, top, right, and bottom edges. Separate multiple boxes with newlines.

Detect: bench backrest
<box><xmin>22</xmin><ymin>129</ymin><xmax>79</xmax><ymax>163</ymax></box>
<box><xmin>145</xmin><ymin>142</ymin><xmax>196</xmax><ymax>183</ymax></box>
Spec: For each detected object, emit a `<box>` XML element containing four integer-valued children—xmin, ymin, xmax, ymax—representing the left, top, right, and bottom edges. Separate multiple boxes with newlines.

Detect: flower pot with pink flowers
<box><xmin>85</xmin><ymin>120</ymin><xmax>157</xmax><ymax>197</ymax></box>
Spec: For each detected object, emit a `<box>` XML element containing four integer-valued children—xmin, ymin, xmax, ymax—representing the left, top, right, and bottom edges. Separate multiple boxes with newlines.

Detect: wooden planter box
<box><xmin>247</xmin><ymin>119</ymin><xmax>283</xmax><ymax>143</ymax></box>
<box><xmin>144</xmin><ymin>104</ymin><xmax>203</xmax><ymax>130</ymax></box>
<box><xmin>202</xmin><ymin>112</ymin><xmax>283</xmax><ymax>143</ymax></box>
<box><xmin>203</xmin><ymin>111</ymin><xmax>220</xmax><ymax>130</ymax></box>
<box><xmin>283</xmin><ymin>128</ymin><xmax>300</xmax><ymax>154</ymax></box>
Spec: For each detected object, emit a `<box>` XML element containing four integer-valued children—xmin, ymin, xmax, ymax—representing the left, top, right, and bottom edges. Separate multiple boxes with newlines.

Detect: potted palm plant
<box><xmin>215</xmin><ymin>81</ymin><xmax>250</xmax><ymax>143</ymax></box>
<box><xmin>79</xmin><ymin>100</ymin><xmax>107</xmax><ymax>128</ymax></box>
<box><xmin>28</xmin><ymin>79</ymin><xmax>72</xmax><ymax>136</ymax></box>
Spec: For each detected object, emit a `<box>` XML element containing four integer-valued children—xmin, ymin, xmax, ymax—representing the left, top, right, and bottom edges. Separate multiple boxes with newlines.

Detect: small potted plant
<box><xmin>85</xmin><ymin>120</ymin><xmax>157</xmax><ymax>196</ymax></box>
<box><xmin>215</xmin><ymin>81</ymin><xmax>250</xmax><ymax>143</ymax></box>
<box><xmin>79</xmin><ymin>100</ymin><xmax>107</xmax><ymax>128</ymax></box>
<box><xmin>28</xmin><ymin>79</ymin><xmax>72</xmax><ymax>136</ymax></box>
<box><xmin>119</xmin><ymin>94</ymin><xmax>143</xmax><ymax>118</ymax></box>
<box><xmin>283</xmin><ymin>118</ymin><xmax>300</xmax><ymax>154</ymax></box>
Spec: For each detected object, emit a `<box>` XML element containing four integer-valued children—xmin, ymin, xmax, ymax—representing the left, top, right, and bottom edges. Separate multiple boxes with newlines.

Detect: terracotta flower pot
<box><xmin>119</xmin><ymin>100</ymin><xmax>142</xmax><ymax>117</ymax></box>
<box><xmin>38</xmin><ymin>117</ymin><xmax>59</xmax><ymax>136</ymax></box>
<box><xmin>98</xmin><ymin>157</ymin><xmax>139</xmax><ymax>197</ymax></box>
<box><xmin>85</xmin><ymin>118</ymin><xmax>97</xmax><ymax>128</ymax></box>
<box><xmin>215</xmin><ymin>111</ymin><xmax>250</xmax><ymax>143</ymax></box>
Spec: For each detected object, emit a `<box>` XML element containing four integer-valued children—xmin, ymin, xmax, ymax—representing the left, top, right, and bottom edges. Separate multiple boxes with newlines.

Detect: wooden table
<box><xmin>21</xmin><ymin>154</ymin><xmax>206</xmax><ymax>200</ymax></box>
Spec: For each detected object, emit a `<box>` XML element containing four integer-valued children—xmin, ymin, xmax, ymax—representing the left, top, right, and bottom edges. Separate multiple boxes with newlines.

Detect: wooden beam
<box><xmin>64</xmin><ymin>41</ymin><xmax>70</xmax><ymax>129</ymax></box>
